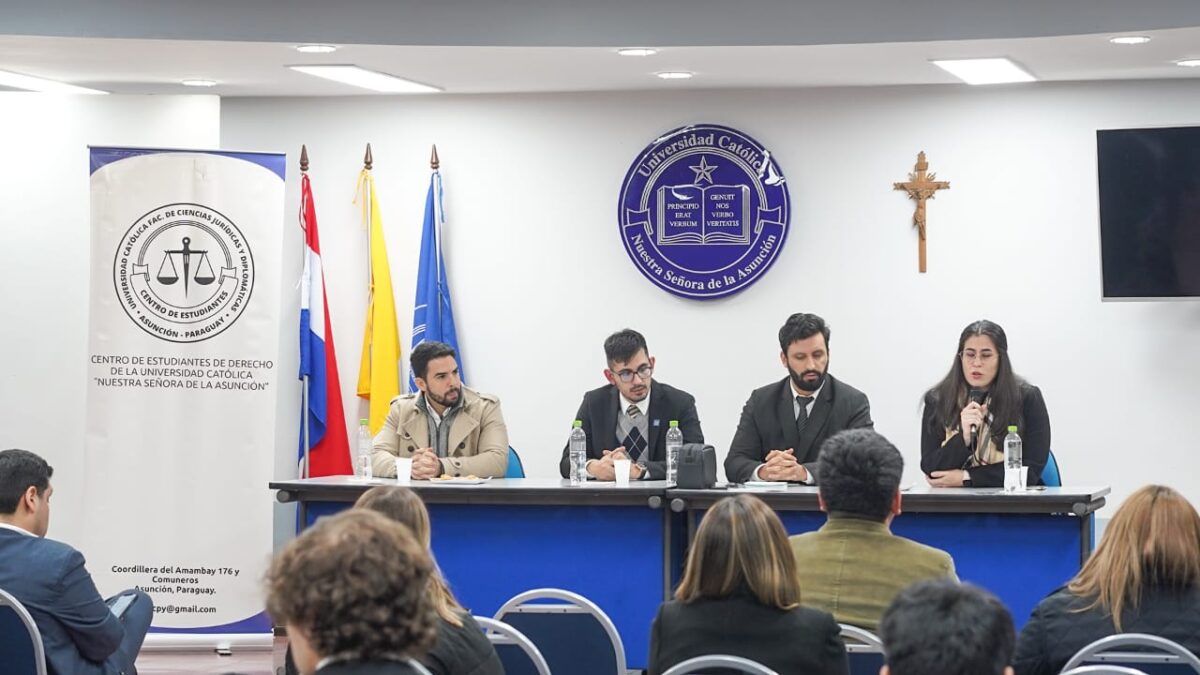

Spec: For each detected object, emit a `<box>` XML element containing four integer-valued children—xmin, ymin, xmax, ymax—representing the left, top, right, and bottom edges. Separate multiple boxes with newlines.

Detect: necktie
<box><xmin>796</xmin><ymin>395</ymin><xmax>814</xmax><ymax>431</ymax></box>
<box><xmin>622</xmin><ymin>404</ymin><xmax>647</xmax><ymax>462</ymax></box>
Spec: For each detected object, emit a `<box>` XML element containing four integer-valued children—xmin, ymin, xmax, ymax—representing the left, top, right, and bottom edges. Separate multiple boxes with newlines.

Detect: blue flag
<box><xmin>410</xmin><ymin>171</ymin><xmax>464</xmax><ymax>391</ymax></box>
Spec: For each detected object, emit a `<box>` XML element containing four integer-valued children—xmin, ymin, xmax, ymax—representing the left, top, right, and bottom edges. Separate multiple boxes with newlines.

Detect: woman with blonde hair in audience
<box><xmin>1013</xmin><ymin>485</ymin><xmax>1200</xmax><ymax>675</ymax></box>
<box><xmin>648</xmin><ymin>494</ymin><xmax>848</xmax><ymax>675</ymax></box>
<box><xmin>287</xmin><ymin>487</ymin><xmax>501</xmax><ymax>675</ymax></box>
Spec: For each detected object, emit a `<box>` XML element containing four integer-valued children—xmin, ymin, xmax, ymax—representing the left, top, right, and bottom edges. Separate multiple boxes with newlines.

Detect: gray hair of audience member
<box><xmin>880</xmin><ymin>578</ymin><xmax>1015</xmax><ymax>675</ymax></box>
<box><xmin>816</xmin><ymin>429</ymin><xmax>903</xmax><ymax>521</ymax></box>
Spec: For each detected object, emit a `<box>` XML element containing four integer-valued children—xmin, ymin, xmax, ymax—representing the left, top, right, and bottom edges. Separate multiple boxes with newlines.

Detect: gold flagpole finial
<box><xmin>300</xmin><ymin>144</ymin><xmax>310</xmax><ymax>173</ymax></box>
<box><xmin>364</xmin><ymin>143</ymin><xmax>373</xmax><ymax>171</ymax></box>
<box><xmin>430</xmin><ymin>144</ymin><xmax>440</xmax><ymax>171</ymax></box>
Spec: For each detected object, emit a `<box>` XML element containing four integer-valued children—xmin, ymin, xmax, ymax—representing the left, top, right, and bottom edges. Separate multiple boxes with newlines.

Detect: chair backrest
<box><xmin>505</xmin><ymin>446</ymin><xmax>526</xmax><ymax>478</ymax></box>
<box><xmin>474</xmin><ymin>616</ymin><xmax>551</xmax><ymax>675</ymax></box>
<box><xmin>661</xmin><ymin>654</ymin><xmax>779</xmax><ymax>675</ymax></box>
<box><xmin>0</xmin><ymin>587</ymin><xmax>48</xmax><ymax>675</ymax></box>
<box><xmin>1063</xmin><ymin>634</ymin><xmax>1200</xmax><ymax>675</ymax></box>
<box><xmin>1062</xmin><ymin>666</ymin><xmax>1151</xmax><ymax>675</ymax></box>
<box><xmin>1042</xmin><ymin>449</ymin><xmax>1062</xmax><ymax>487</ymax></box>
<box><xmin>839</xmin><ymin>624</ymin><xmax>885</xmax><ymax>675</ymax></box>
<box><xmin>494</xmin><ymin>588</ymin><xmax>626</xmax><ymax>675</ymax></box>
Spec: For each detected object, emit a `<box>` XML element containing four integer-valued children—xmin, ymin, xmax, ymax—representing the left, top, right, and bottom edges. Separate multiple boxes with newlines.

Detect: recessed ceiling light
<box><xmin>0</xmin><ymin>69</ymin><xmax>107</xmax><ymax>94</ymax></box>
<box><xmin>617</xmin><ymin>48</ymin><xmax>657</xmax><ymax>57</ymax></box>
<box><xmin>288</xmin><ymin>65</ymin><xmax>441</xmax><ymax>93</ymax></box>
<box><xmin>181</xmin><ymin>79</ymin><xmax>218</xmax><ymax>87</ymax></box>
<box><xmin>296</xmin><ymin>44</ymin><xmax>339</xmax><ymax>54</ymax></box>
<box><xmin>930</xmin><ymin>58</ymin><xmax>1036</xmax><ymax>85</ymax></box>
<box><xmin>656</xmin><ymin>71</ymin><xmax>694</xmax><ymax>80</ymax></box>
<box><xmin>1109</xmin><ymin>36</ymin><xmax>1151</xmax><ymax>45</ymax></box>
<box><xmin>1175</xmin><ymin>59</ymin><xmax>1200</xmax><ymax>67</ymax></box>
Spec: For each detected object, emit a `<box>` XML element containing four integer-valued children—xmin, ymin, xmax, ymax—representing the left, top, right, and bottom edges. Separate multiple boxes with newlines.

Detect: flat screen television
<box><xmin>1097</xmin><ymin>125</ymin><xmax>1200</xmax><ymax>298</ymax></box>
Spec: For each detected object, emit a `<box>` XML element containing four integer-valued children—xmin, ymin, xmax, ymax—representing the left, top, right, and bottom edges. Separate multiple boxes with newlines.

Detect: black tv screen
<box><xmin>1098</xmin><ymin>126</ymin><xmax>1200</xmax><ymax>298</ymax></box>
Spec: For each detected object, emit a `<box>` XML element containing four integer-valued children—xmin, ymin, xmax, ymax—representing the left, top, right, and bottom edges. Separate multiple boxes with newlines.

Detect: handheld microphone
<box><xmin>967</xmin><ymin>388</ymin><xmax>987</xmax><ymax>448</ymax></box>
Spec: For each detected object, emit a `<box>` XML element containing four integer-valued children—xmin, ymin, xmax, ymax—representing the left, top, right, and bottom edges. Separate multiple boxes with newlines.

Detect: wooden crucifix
<box><xmin>893</xmin><ymin>151</ymin><xmax>950</xmax><ymax>273</ymax></box>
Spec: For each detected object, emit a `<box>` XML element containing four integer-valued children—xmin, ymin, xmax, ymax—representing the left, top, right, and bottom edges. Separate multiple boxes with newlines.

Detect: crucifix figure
<box><xmin>893</xmin><ymin>151</ymin><xmax>950</xmax><ymax>273</ymax></box>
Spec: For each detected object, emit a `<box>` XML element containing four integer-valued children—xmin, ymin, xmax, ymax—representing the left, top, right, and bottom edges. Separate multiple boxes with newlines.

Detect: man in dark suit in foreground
<box><xmin>560</xmin><ymin>328</ymin><xmax>704</xmax><ymax>481</ymax></box>
<box><xmin>725</xmin><ymin>313</ymin><xmax>873</xmax><ymax>484</ymax></box>
<box><xmin>0</xmin><ymin>448</ymin><xmax>152</xmax><ymax>675</ymax></box>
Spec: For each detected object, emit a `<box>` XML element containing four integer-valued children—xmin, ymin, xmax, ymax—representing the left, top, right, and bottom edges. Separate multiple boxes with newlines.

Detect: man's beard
<box><xmin>429</xmin><ymin>386</ymin><xmax>461</xmax><ymax>408</ymax></box>
<box><xmin>789</xmin><ymin>366</ymin><xmax>826</xmax><ymax>393</ymax></box>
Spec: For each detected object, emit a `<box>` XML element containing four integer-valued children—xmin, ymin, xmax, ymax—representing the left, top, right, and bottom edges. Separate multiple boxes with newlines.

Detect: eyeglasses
<box><xmin>960</xmin><ymin>350</ymin><xmax>997</xmax><ymax>363</ymax></box>
<box><xmin>614</xmin><ymin>364</ymin><xmax>653</xmax><ymax>383</ymax></box>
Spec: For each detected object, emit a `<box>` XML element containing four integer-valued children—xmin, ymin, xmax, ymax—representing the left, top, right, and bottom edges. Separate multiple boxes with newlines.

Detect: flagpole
<box><xmin>299</xmin><ymin>144</ymin><xmax>312</xmax><ymax>480</ymax></box>
<box><xmin>430</xmin><ymin>144</ymin><xmax>443</xmax><ymax>336</ymax></box>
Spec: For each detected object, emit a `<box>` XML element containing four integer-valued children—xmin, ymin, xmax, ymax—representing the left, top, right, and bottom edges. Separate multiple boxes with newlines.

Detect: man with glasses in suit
<box><xmin>725</xmin><ymin>313</ymin><xmax>873</xmax><ymax>484</ymax></box>
<box><xmin>559</xmin><ymin>329</ymin><xmax>704</xmax><ymax>481</ymax></box>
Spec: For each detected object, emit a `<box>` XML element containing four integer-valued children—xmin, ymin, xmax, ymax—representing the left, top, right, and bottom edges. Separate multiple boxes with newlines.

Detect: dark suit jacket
<box><xmin>316</xmin><ymin>659</ymin><xmax>428</xmax><ymax>675</ymax></box>
<box><xmin>648</xmin><ymin>591</ymin><xmax>849</xmax><ymax>675</ymax></box>
<box><xmin>423</xmin><ymin>613</ymin><xmax>503</xmax><ymax>675</ymax></box>
<box><xmin>920</xmin><ymin>383</ymin><xmax>1051</xmax><ymax>487</ymax></box>
<box><xmin>1013</xmin><ymin>585</ymin><xmax>1200</xmax><ymax>675</ymax></box>
<box><xmin>559</xmin><ymin>380</ymin><xmax>703</xmax><ymax>479</ymax></box>
<box><xmin>0</xmin><ymin>528</ymin><xmax>125</xmax><ymax>675</ymax></box>
<box><xmin>724</xmin><ymin>375</ymin><xmax>873</xmax><ymax>484</ymax></box>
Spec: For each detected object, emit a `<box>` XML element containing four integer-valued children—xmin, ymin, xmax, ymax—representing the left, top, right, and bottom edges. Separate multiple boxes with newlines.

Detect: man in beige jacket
<box><xmin>371</xmin><ymin>341</ymin><xmax>509</xmax><ymax>479</ymax></box>
<box><xmin>790</xmin><ymin>429</ymin><xmax>957</xmax><ymax>631</ymax></box>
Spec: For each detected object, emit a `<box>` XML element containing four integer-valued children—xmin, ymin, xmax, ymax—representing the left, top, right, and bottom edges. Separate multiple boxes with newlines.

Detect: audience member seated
<box><xmin>880</xmin><ymin>578</ymin><xmax>1015</xmax><ymax>675</ymax></box>
<box><xmin>267</xmin><ymin>509</ymin><xmax>437</xmax><ymax>675</ymax></box>
<box><xmin>648</xmin><ymin>494</ymin><xmax>848</xmax><ymax>675</ymax></box>
<box><xmin>1013</xmin><ymin>484</ymin><xmax>1200</xmax><ymax>675</ymax></box>
<box><xmin>355</xmin><ymin>487</ymin><xmax>502</xmax><ymax>675</ymax></box>
<box><xmin>285</xmin><ymin>487</ymin><xmax>502</xmax><ymax>675</ymax></box>
<box><xmin>789</xmin><ymin>429</ymin><xmax>957</xmax><ymax>631</ymax></box>
<box><xmin>0</xmin><ymin>448</ymin><xmax>153</xmax><ymax>675</ymax></box>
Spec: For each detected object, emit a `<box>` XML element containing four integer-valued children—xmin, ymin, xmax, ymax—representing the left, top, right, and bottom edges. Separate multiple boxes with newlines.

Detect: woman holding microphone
<box><xmin>921</xmin><ymin>320</ymin><xmax>1051</xmax><ymax>487</ymax></box>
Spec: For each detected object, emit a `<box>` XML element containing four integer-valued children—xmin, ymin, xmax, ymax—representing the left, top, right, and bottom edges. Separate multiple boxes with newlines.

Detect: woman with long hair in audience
<box><xmin>648</xmin><ymin>494</ymin><xmax>848</xmax><ymax>675</ymax></box>
<box><xmin>1013</xmin><ymin>485</ymin><xmax>1200</xmax><ymax>675</ymax></box>
<box><xmin>287</xmin><ymin>487</ymin><xmax>502</xmax><ymax>675</ymax></box>
<box><xmin>921</xmin><ymin>319</ymin><xmax>1051</xmax><ymax>487</ymax></box>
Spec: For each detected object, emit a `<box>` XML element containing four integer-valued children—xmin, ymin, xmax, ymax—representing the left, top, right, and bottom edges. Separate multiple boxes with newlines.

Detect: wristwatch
<box><xmin>962</xmin><ymin>470</ymin><xmax>973</xmax><ymax>487</ymax></box>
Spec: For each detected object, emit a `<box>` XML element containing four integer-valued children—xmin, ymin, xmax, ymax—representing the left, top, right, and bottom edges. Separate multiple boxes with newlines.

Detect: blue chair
<box><xmin>1063</xmin><ymin>634</ymin><xmax>1200</xmax><ymax>675</ymax></box>
<box><xmin>1042</xmin><ymin>449</ymin><xmax>1062</xmax><ymax>487</ymax></box>
<box><xmin>0</xmin><ymin>587</ymin><xmax>47</xmax><ymax>675</ymax></box>
<box><xmin>475</xmin><ymin>616</ymin><xmax>551</xmax><ymax>675</ymax></box>
<box><xmin>663</xmin><ymin>655</ymin><xmax>779</xmax><ymax>675</ymax></box>
<box><xmin>505</xmin><ymin>446</ymin><xmax>526</xmax><ymax>478</ymax></box>
<box><xmin>840</xmin><ymin>624</ymin><xmax>885</xmax><ymax>675</ymax></box>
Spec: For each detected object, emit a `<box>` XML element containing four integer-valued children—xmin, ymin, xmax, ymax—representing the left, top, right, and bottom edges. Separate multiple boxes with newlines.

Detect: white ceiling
<box><xmin>2</xmin><ymin>27</ymin><xmax>1200</xmax><ymax>96</ymax></box>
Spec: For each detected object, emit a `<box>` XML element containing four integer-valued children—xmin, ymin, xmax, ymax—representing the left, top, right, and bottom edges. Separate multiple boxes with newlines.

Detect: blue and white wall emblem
<box><xmin>618</xmin><ymin>124</ymin><xmax>790</xmax><ymax>299</ymax></box>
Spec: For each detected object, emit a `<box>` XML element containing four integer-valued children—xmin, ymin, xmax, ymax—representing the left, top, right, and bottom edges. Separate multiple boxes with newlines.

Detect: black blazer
<box><xmin>288</xmin><ymin>614</ymin><xmax>501</xmax><ymax>675</ymax></box>
<box><xmin>559</xmin><ymin>380</ymin><xmax>704</xmax><ymax>479</ymax></box>
<box><xmin>920</xmin><ymin>383</ymin><xmax>1050</xmax><ymax>487</ymax></box>
<box><xmin>1013</xmin><ymin>585</ymin><xmax>1200</xmax><ymax>675</ymax></box>
<box><xmin>724</xmin><ymin>375</ymin><xmax>873</xmax><ymax>484</ymax></box>
<box><xmin>648</xmin><ymin>592</ymin><xmax>849</xmax><ymax>675</ymax></box>
<box><xmin>316</xmin><ymin>660</ymin><xmax>427</xmax><ymax>675</ymax></box>
<box><xmin>422</xmin><ymin>613</ymin><xmax>503</xmax><ymax>675</ymax></box>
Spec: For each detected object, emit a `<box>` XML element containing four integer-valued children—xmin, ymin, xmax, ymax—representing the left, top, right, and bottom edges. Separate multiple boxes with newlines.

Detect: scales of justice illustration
<box><xmin>155</xmin><ymin>236</ymin><xmax>219</xmax><ymax>294</ymax></box>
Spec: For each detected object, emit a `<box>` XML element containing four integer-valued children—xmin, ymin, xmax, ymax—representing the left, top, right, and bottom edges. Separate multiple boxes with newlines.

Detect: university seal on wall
<box><xmin>618</xmin><ymin>124</ymin><xmax>790</xmax><ymax>299</ymax></box>
<box><xmin>112</xmin><ymin>203</ymin><xmax>255</xmax><ymax>343</ymax></box>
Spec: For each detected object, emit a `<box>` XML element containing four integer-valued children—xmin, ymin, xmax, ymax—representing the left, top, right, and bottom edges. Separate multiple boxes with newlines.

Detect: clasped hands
<box><xmin>586</xmin><ymin>447</ymin><xmax>646</xmax><ymax>481</ymax></box>
<box><xmin>759</xmin><ymin>448</ymin><xmax>808</xmax><ymax>482</ymax></box>
<box><xmin>409</xmin><ymin>448</ymin><xmax>443</xmax><ymax>480</ymax></box>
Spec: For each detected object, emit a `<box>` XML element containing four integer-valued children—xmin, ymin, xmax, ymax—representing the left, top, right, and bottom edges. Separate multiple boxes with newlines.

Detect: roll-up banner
<box><xmin>85</xmin><ymin>147</ymin><xmax>285</xmax><ymax>647</ymax></box>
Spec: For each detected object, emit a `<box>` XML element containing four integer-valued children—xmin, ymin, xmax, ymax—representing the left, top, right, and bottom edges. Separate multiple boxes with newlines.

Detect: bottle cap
<box><xmin>669</xmin><ymin>420</ymin><xmax>679</xmax><ymax>428</ymax></box>
<box><xmin>572</xmin><ymin>420</ymin><xmax>582</xmax><ymax>428</ymax></box>
<box><xmin>360</xmin><ymin>418</ymin><xmax>369</xmax><ymax>425</ymax></box>
<box><xmin>1007</xmin><ymin>425</ymin><xmax>1018</xmax><ymax>432</ymax></box>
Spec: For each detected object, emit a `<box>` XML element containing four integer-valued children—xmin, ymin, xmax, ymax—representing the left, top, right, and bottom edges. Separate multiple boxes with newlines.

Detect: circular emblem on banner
<box><xmin>618</xmin><ymin>124</ymin><xmax>790</xmax><ymax>299</ymax></box>
<box><xmin>112</xmin><ymin>203</ymin><xmax>255</xmax><ymax>343</ymax></box>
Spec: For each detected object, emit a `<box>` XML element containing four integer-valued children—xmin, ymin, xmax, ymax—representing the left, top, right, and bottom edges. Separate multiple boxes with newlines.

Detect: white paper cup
<box><xmin>395</xmin><ymin>457</ymin><xmax>413</xmax><ymax>485</ymax></box>
<box><xmin>614</xmin><ymin>459</ymin><xmax>631</xmax><ymax>487</ymax></box>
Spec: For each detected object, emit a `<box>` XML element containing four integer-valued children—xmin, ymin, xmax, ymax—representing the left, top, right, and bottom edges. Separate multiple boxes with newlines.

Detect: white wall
<box><xmin>0</xmin><ymin>94</ymin><xmax>221</xmax><ymax>545</ymax></box>
<box><xmin>221</xmin><ymin>81</ymin><xmax>1200</xmax><ymax>535</ymax></box>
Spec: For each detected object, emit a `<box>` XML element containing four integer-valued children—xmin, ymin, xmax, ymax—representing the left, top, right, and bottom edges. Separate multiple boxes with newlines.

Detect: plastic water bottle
<box><xmin>665</xmin><ymin>420</ymin><xmax>683</xmax><ymax>485</ymax></box>
<box><xmin>357</xmin><ymin>419</ymin><xmax>374</xmax><ymax>480</ymax></box>
<box><xmin>569</xmin><ymin>420</ymin><xmax>587</xmax><ymax>486</ymax></box>
<box><xmin>1003</xmin><ymin>425</ymin><xmax>1023</xmax><ymax>492</ymax></box>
